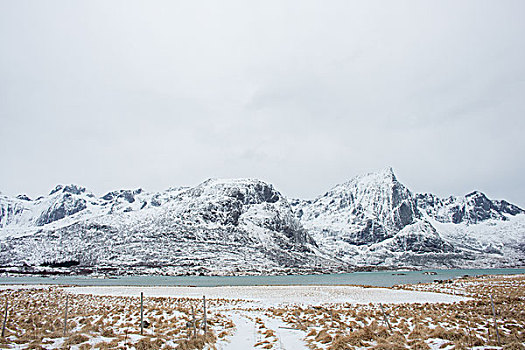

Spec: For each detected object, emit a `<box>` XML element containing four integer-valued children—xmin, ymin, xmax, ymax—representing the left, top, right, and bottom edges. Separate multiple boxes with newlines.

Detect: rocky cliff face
<box><xmin>36</xmin><ymin>195</ymin><xmax>87</xmax><ymax>226</ymax></box>
<box><xmin>1</xmin><ymin>168</ymin><xmax>524</xmax><ymax>274</ymax></box>
<box><xmin>291</xmin><ymin>168</ymin><xmax>420</xmax><ymax>246</ymax></box>
<box><xmin>0</xmin><ymin>200</ymin><xmax>25</xmax><ymax>228</ymax></box>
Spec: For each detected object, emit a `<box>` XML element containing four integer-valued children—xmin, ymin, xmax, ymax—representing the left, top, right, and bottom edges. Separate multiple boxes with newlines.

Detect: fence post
<box><xmin>203</xmin><ymin>296</ymin><xmax>207</xmax><ymax>339</ymax></box>
<box><xmin>63</xmin><ymin>295</ymin><xmax>69</xmax><ymax>337</ymax></box>
<box><xmin>490</xmin><ymin>295</ymin><xmax>501</xmax><ymax>346</ymax></box>
<box><xmin>140</xmin><ymin>292</ymin><xmax>144</xmax><ymax>336</ymax></box>
<box><xmin>191</xmin><ymin>305</ymin><xmax>196</xmax><ymax>338</ymax></box>
<box><xmin>1</xmin><ymin>297</ymin><xmax>7</xmax><ymax>338</ymax></box>
<box><xmin>379</xmin><ymin>303</ymin><xmax>392</xmax><ymax>331</ymax></box>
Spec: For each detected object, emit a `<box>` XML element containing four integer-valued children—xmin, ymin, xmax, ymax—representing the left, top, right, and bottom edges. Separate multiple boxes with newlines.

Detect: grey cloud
<box><xmin>0</xmin><ymin>0</ymin><xmax>524</xmax><ymax>207</ymax></box>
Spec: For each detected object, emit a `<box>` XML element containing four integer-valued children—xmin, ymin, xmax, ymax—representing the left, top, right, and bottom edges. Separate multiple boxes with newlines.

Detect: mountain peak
<box><xmin>49</xmin><ymin>184</ymin><xmax>86</xmax><ymax>196</ymax></box>
<box><xmin>200</xmin><ymin>178</ymin><xmax>270</xmax><ymax>186</ymax></box>
<box><xmin>305</xmin><ymin>167</ymin><xmax>419</xmax><ymax>246</ymax></box>
<box><xmin>370</xmin><ymin>166</ymin><xmax>396</xmax><ymax>180</ymax></box>
<box><xmin>15</xmin><ymin>194</ymin><xmax>32</xmax><ymax>201</ymax></box>
<box><xmin>192</xmin><ymin>178</ymin><xmax>282</xmax><ymax>205</ymax></box>
<box><xmin>341</xmin><ymin>167</ymin><xmax>398</xmax><ymax>190</ymax></box>
<box><xmin>465</xmin><ymin>190</ymin><xmax>486</xmax><ymax>198</ymax></box>
<box><xmin>380</xmin><ymin>166</ymin><xmax>395</xmax><ymax>176</ymax></box>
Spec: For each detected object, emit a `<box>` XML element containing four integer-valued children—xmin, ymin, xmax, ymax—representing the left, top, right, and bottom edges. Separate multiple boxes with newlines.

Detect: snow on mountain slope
<box><xmin>0</xmin><ymin>184</ymin><xmax>166</xmax><ymax>238</ymax></box>
<box><xmin>291</xmin><ymin>167</ymin><xmax>420</xmax><ymax>245</ymax></box>
<box><xmin>416</xmin><ymin>191</ymin><xmax>524</xmax><ymax>224</ymax></box>
<box><xmin>0</xmin><ymin>179</ymin><xmax>325</xmax><ymax>275</ymax></box>
<box><xmin>1</xmin><ymin>168</ymin><xmax>524</xmax><ymax>274</ymax></box>
<box><xmin>424</xmin><ymin>214</ymin><xmax>525</xmax><ymax>267</ymax></box>
<box><xmin>292</xmin><ymin>168</ymin><xmax>524</xmax><ymax>268</ymax></box>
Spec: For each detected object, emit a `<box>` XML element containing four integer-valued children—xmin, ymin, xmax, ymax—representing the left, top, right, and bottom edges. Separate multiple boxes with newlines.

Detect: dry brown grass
<box><xmin>0</xmin><ymin>288</ymin><xmax>223</xmax><ymax>350</ymax></box>
<box><xmin>175</xmin><ymin>333</ymin><xmax>216</xmax><ymax>350</ymax></box>
<box><xmin>1</xmin><ymin>274</ymin><xmax>523</xmax><ymax>349</ymax></box>
<box><xmin>279</xmin><ymin>274</ymin><xmax>525</xmax><ymax>349</ymax></box>
<box><xmin>314</xmin><ymin>329</ymin><xmax>332</xmax><ymax>343</ymax></box>
<box><xmin>502</xmin><ymin>342</ymin><xmax>525</xmax><ymax>350</ymax></box>
<box><xmin>64</xmin><ymin>333</ymin><xmax>89</xmax><ymax>345</ymax></box>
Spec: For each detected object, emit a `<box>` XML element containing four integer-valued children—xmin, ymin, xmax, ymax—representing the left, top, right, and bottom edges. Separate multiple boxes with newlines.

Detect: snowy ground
<box><xmin>62</xmin><ymin>285</ymin><xmax>469</xmax><ymax>306</ymax></box>
<box><xmin>58</xmin><ymin>285</ymin><xmax>467</xmax><ymax>349</ymax></box>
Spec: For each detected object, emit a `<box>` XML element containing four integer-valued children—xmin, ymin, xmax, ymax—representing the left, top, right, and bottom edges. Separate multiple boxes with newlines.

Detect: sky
<box><xmin>1</xmin><ymin>0</ymin><xmax>524</xmax><ymax>206</ymax></box>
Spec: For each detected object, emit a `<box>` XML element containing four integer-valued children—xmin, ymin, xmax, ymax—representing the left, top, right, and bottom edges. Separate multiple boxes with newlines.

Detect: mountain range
<box><xmin>1</xmin><ymin>168</ymin><xmax>524</xmax><ymax>275</ymax></box>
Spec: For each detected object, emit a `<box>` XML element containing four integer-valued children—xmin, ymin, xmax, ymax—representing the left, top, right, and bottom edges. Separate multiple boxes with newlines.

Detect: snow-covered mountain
<box><xmin>291</xmin><ymin>167</ymin><xmax>525</xmax><ymax>268</ymax></box>
<box><xmin>1</xmin><ymin>168</ymin><xmax>524</xmax><ymax>275</ymax></box>
<box><xmin>0</xmin><ymin>179</ymin><xmax>328</xmax><ymax>275</ymax></box>
<box><xmin>291</xmin><ymin>168</ymin><xmax>420</xmax><ymax>246</ymax></box>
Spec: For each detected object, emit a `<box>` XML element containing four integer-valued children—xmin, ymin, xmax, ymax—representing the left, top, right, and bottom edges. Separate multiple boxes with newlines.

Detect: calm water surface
<box><xmin>1</xmin><ymin>268</ymin><xmax>523</xmax><ymax>287</ymax></box>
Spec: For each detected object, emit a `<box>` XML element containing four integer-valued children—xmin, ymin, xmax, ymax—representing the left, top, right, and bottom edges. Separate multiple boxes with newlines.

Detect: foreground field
<box><xmin>0</xmin><ymin>274</ymin><xmax>523</xmax><ymax>349</ymax></box>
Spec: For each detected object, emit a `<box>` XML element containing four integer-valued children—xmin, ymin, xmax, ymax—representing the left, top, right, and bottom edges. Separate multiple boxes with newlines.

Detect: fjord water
<box><xmin>1</xmin><ymin>268</ymin><xmax>523</xmax><ymax>287</ymax></box>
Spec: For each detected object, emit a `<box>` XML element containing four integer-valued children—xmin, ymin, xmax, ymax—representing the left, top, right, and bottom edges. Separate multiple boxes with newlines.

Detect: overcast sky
<box><xmin>1</xmin><ymin>0</ymin><xmax>524</xmax><ymax>206</ymax></box>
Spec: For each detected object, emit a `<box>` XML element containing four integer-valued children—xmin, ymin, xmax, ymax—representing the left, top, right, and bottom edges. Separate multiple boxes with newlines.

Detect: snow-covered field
<box><xmin>0</xmin><ymin>275</ymin><xmax>523</xmax><ymax>349</ymax></box>
<box><xmin>63</xmin><ymin>285</ymin><xmax>469</xmax><ymax>306</ymax></box>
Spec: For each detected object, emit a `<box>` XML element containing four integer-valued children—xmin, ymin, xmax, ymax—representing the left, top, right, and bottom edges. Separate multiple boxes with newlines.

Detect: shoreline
<box><xmin>2</xmin><ymin>265</ymin><xmax>525</xmax><ymax>278</ymax></box>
